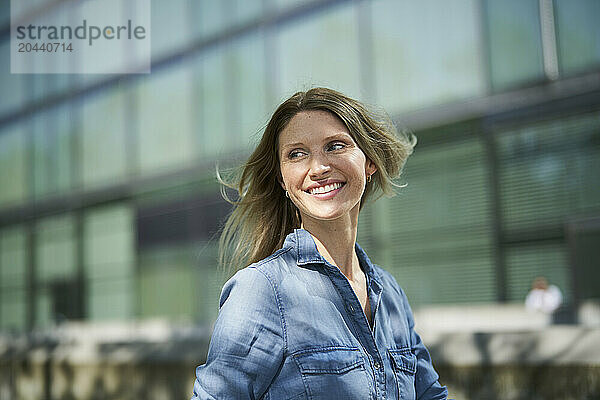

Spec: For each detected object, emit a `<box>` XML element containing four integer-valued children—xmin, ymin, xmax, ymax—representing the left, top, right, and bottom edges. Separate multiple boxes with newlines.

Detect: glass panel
<box><xmin>497</xmin><ymin>112</ymin><xmax>600</xmax><ymax>231</ymax></box>
<box><xmin>35</xmin><ymin>287</ymin><xmax>52</xmax><ymax>328</ymax></box>
<box><xmin>1</xmin><ymin>289</ymin><xmax>27</xmax><ymax>331</ymax></box>
<box><xmin>32</xmin><ymin>112</ymin><xmax>51</xmax><ymax>199</ymax></box>
<box><xmin>84</xmin><ymin>204</ymin><xmax>134</xmax><ymax>321</ymax></box>
<box><xmin>151</xmin><ymin>0</ymin><xmax>190</xmax><ymax>59</ymax></box>
<box><xmin>32</xmin><ymin>105</ymin><xmax>73</xmax><ymax>199</ymax></box>
<box><xmin>0</xmin><ymin>226</ymin><xmax>27</xmax><ymax>289</ymax></box>
<box><xmin>274</xmin><ymin>0</ymin><xmax>313</xmax><ymax>11</ymax></box>
<box><xmin>0</xmin><ymin>225</ymin><xmax>28</xmax><ymax>332</ymax></box>
<box><xmin>87</xmin><ymin>277</ymin><xmax>134</xmax><ymax>320</ymax></box>
<box><xmin>30</xmin><ymin>74</ymin><xmax>72</xmax><ymax>106</ymax></box>
<box><xmin>84</xmin><ymin>205</ymin><xmax>134</xmax><ymax>279</ymax></box>
<box><xmin>569</xmin><ymin>220</ymin><xmax>600</xmax><ymax>300</ymax></box>
<box><xmin>139</xmin><ymin>245</ymin><xmax>195</xmax><ymax>319</ymax></box>
<box><xmin>554</xmin><ymin>0</ymin><xmax>600</xmax><ymax>75</ymax></box>
<box><xmin>0</xmin><ymin>0</ymin><xmax>9</xmax><ymax>27</ymax></box>
<box><xmin>193</xmin><ymin>48</ymin><xmax>229</xmax><ymax>157</ymax></box>
<box><xmin>232</xmin><ymin>0</ymin><xmax>263</xmax><ymax>26</ymax></box>
<box><xmin>80</xmin><ymin>88</ymin><xmax>128</xmax><ymax>189</ymax></box>
<box><xmin>230</xmin><ymin>32</ymin><xmax>269</xmax><ymax>147</ymax></box>
<box><xmin>0</xmin><ymin>123</ymin><xmax>28</xmax><ymax>208</ymax></box>
<box><xmin>191</xmin><ymin>0</ymin><xmax>226</xmax><ymax>40</ymax></box>
<box><xmin>485</xmin><ymin>0</ymin><xmax>545</xmax><ymax>90</ymax></box>
<box><xmin>0</xmin><ymin>41</ymin><xmax>26</xmax><ymax>115</ymax></box>
<box><xmin>54</xmin><ymin>106</ymin><xmax>73</xmax><ymax>194</ymax></box>
<box><xmin>137</xmin><ymin>64</ymin><xmax>195</xmax><ymax>174</ymax></box>
<box><xmin>36</xmin><ymin>214</ymin><xmax>76</xmax><ymax>284</ymax></box>
<box><xmin>276</xmin><ymin>3</ymin><xmax>362</xmax><ymax>100</ymax></box>
<box><xmin>385</xmin><ymin>136</ymin><xmax>495</xmax><ymax>305</ymax></box>
<box><xmin>372</xmin><ymin>0</ymin><xmax>484</xmax><ymax>113</ymax></box>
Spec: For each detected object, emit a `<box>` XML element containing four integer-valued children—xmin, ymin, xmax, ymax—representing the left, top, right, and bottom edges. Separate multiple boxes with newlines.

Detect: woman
<box><xmin>191</xmin><ymin>88</ymin><xmax>448</xmax><ymax>399</ymax></box>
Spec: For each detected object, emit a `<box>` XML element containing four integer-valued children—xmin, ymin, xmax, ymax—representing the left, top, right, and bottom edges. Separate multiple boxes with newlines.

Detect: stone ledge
<box><xmin>424</xmin><ymin>327</ymin><xmax>600</xmax><ymax>367</ymax></box>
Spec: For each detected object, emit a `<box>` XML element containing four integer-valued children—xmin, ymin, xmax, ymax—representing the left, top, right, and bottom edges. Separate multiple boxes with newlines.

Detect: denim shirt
<box><xmin>191</xmin><ymin>229</ymin><xmax>448</xmax><ymax>400</ymax></box>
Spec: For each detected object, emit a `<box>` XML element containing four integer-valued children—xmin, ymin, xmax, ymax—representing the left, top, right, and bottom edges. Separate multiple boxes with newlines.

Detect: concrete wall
<box><xmin>427</xmin><ymin>328</ymin><xmax>600</xmax><ymax>400</ymax></box>
<box><xmin>0</xmin><ymin>321</ymin><xmax>208</xmax><ymax>400</ymax></box>
<box><xmin>418</xmin><ymin>302</ymin><xmax>600</xmax><ymax>399</ymax></box>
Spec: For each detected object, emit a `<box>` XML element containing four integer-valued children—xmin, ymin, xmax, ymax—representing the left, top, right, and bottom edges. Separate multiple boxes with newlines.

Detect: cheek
<box><xmin>280</xmin><ymin>164</ymin><xmax>303</xmax><ymax>188</ymax></box>
<box><xmin>337</xmin><ymin>156</ymin><xmax>367</xmax><ymax>180</ymax></box>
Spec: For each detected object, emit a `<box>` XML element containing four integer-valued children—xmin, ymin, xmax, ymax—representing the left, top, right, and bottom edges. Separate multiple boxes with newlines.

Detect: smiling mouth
<box><xmin>307</xmin><ymin>182</ymin><xmax>346</xmax><ymax>195</ymax></box>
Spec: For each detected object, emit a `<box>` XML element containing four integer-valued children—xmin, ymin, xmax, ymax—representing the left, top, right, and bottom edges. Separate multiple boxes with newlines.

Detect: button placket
<box><xmin>326</xmin><ymin>262</ymin><xmax>386</xmax><ymax>397</ymax></box>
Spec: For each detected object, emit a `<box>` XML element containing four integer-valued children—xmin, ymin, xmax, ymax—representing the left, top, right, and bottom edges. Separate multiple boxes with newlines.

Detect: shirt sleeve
<box><xmin>191</xmin><ymin>267</ymin><xmax>285</xmax><ymax>400</ymax></box>
<box><xmin>398</xmin><ymin>285</ymin><xmax>449</xmax><ymax>400</ymax></box>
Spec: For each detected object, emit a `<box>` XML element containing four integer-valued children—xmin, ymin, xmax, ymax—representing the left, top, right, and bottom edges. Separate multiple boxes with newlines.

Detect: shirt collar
<box><xmin>284</xmin><ymin>228</ymin><xmax>383</xmax><ymax>287</ymax></box>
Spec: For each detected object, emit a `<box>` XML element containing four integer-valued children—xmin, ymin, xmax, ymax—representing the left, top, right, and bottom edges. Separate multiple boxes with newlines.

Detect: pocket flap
<box><xmin>294</xmin><ymin>347</ymin><xmax>364</xmax><ymax>374</ymax></box>
<box><xmin>388</xmin><ymin>348</ymin><xmax>417</xmax><ymax>374</ymax></box>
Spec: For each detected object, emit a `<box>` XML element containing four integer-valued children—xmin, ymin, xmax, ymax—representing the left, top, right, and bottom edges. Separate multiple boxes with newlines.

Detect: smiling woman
<box><xmin>218</xmin><ymin>88</ymin><xmax>413</xmax><ymax>271</ymax></box>
<box><xmin>191</xmin><ymin>88</ymin><xmax>448</xmax><ymax>399</ymax></box>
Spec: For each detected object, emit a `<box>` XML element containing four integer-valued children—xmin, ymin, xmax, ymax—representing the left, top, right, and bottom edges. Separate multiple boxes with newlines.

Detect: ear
<box><xmin>365</xmin><ymin>159</ymin><xmax>377</xmax><ymax>177</ymax></box>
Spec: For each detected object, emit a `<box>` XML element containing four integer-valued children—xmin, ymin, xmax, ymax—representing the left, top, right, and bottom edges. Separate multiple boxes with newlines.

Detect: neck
<box><xmin>301</xmin><ymin>204</ymin><xmax>362</xmax><ymax>280</ymax></box>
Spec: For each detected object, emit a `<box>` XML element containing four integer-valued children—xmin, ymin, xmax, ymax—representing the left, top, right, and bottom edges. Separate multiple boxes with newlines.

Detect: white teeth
<box><xmin>309</xmin><ymin>182</ymin><xmax>343</xmax><ymax>195</ymax></box>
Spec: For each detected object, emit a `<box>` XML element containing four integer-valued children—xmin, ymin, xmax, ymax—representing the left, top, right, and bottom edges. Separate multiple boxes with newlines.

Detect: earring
<box><xmin>285</xmin><ymin>190</ymin><xmax>290</xmax><ymax>198</ymax></box>
<box><xmin>367</xmin><ymin>174</ymin><xmax>372</xmax><ymax>183</ymax></box>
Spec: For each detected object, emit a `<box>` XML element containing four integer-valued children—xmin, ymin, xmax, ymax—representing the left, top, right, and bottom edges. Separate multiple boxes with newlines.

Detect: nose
<box><xmin>308</xmin><ymin>153</ymin><xmax>331</xmax><ymax>180</ymax></box>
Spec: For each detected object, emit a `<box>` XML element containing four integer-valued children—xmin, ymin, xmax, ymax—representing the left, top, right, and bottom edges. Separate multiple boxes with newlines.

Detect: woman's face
<box><xmin>278</xmin><ymin>110</ymin><xmax>376</xmax><ymax>223</ymax></box>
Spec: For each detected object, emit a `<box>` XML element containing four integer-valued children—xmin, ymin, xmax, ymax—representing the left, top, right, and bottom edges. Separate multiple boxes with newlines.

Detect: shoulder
<box><xmin>220</xmin><ymin>266</ymin><xmax>276</xmax><ymax>309</ymax></box>
<box><xmin>216</xmin><ymin>264</ymin><xmax>287</xmax><ymax>342</ymax></box>
<box><xmin>220</xmin><ymin>246</ymin><xmax>295</xmax><ymax>308</ymax></box>
<box><xmin>215</xmin><ymin>252</ymin><xmax>291</xmax><ymax>350</ymax></box>
<box><xmin>548</xmin><ymin>285</ymin><xmax>562</xmax><ymax>293</ymax></box>
<box><xmin>248</xmin><ymin>245</ymin><xmax>296</xmax><ymax>283</ymax></box>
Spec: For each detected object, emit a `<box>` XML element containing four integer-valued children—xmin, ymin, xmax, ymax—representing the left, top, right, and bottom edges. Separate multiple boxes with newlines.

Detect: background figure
<box><xmin>525</xmin><ymin>276</ymin><xmax>563</xmax><ymax>314</ymax></box>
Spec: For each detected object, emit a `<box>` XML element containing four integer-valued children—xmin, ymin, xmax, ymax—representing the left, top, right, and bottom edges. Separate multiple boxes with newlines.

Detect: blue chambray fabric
<box><xmin>191</xmin><ymin>228</ymin><xmax>448</xmax><ymax>400</ymax></box>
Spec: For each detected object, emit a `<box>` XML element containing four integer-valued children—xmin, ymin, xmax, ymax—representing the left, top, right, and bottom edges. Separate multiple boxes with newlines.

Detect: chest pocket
<box><xmin>389</xmin><ymin>348</ymin><xmax>417</xmax><ymax>400</ymax></box>
<box><xmin>293</xmin><ymin>347</ymin><xmax>373</xmax><ymax>400</ymax></box>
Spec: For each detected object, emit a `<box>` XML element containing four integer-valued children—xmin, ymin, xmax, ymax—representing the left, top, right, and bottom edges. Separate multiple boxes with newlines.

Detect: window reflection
<box><xmin>554</xmin><ymin>0</ymin><xmax>600</xmax><ymax>75</ymax></box>
<box><xmin>372</xmin><ymin>0</ymin><xmax>484</xmax><ymax>113</ymax></box>
<box><xmin>484</xmin><ymin>0</ymin><xmax>545</xmax><ymax>90</ymax></box>
<box><xmin>277</xmin><ymin>3</ymin><xmax>362</xmax><ymax>101</ymax></box>
<box><xmin>81</xmin><ymin>89</ymin><xmax>128</xmax><ymax>188</ymax></box>
<box><xmin>137</xmin><ymin>65</ymin><xmax>195</xmax><ymax>174</ymax></box>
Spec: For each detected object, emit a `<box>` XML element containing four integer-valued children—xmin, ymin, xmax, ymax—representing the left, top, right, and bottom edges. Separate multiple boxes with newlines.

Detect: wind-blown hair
<box><xmin>217</xmin><ymin>87</ymin><xmax>415</xmax><ymax>273</ymax></box>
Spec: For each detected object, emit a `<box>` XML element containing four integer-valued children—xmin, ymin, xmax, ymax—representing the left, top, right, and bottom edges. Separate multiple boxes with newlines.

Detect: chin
<box><xmin>300</xmin><ymin>206</ymin><xmax>353</xmax><ymax>222</ymax></box>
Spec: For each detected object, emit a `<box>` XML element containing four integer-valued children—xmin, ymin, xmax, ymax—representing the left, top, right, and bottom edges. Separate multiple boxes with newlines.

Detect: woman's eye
<box><xmin>327</xmin><ymin>142</ymin><xmax>345</xmax><ymax>151</ymax></box>
<box><xmin>289</xmin><ymin>150</ymin><xmax>304</xmax><ymax>159</ymax></box>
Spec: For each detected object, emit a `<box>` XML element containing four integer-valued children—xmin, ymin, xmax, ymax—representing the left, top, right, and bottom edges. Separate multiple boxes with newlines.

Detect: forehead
<box><xmin>279</xmin><ymin>110</ymin><xmax>350</xmax><ymax>146</ymax></box>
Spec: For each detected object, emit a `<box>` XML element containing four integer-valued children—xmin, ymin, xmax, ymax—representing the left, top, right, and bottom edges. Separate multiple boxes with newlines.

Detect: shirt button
<box><xmin>349</xmin><ymin>304</ymin><xmax>354</xmax><ymax>312</ymax></box>
<box><xmin>374</xmin><ymin>362</ymin><xmax>381</xmax><ymax>370</ymax></box>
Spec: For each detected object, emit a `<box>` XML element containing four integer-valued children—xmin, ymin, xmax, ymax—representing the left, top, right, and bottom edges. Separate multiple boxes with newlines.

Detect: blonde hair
<box><xmin>218</xmin><ymin>87</ymin><xmax>415</xmax><ymax>273</ymax></box>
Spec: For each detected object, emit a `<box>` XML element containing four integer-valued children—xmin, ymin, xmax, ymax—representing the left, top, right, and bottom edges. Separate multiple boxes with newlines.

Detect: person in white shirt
<box><xmin>525</xmin><ymin>276</ymin><xmax>563</xmax><ymax>314</ymax></box>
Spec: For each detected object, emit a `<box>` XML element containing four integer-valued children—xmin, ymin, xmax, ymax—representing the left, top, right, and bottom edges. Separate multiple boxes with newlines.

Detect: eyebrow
<box><xmin>280</xmin><ymin>133</ymin><xmax>352</xmax><ymax>152</ymax></box>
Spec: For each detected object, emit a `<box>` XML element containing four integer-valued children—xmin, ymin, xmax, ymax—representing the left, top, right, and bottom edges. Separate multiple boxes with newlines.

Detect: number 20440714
<box><xmin>18</xmin><ymin>42</ymin><xmax>73</xmax><ymax>52</ymax></box>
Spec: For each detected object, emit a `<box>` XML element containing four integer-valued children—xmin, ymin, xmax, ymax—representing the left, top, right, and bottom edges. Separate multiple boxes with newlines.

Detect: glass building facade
<box><xmin>0</xmin><ymin>0</ymin><xmax>599</xmax><ymax>332</ymax></box>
